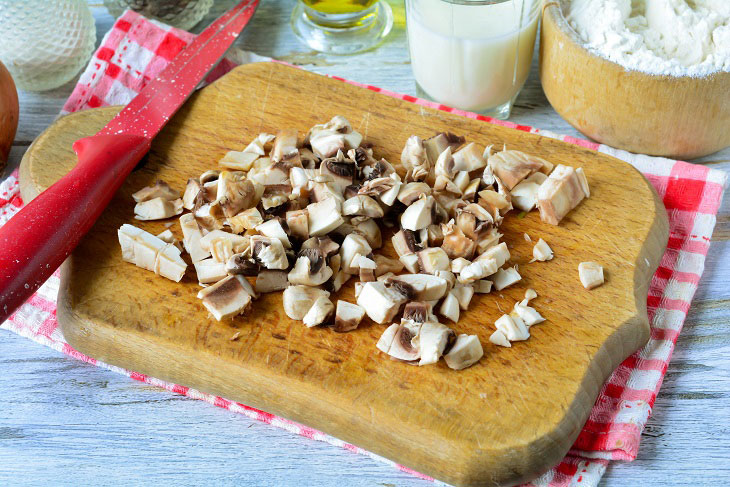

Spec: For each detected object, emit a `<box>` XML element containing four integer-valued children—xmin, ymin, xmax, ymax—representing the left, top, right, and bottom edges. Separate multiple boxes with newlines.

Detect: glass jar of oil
<box><xmin>291</xmin><ymin>0</ymin><xmax>393</xmax><ymax>53</ymax></box>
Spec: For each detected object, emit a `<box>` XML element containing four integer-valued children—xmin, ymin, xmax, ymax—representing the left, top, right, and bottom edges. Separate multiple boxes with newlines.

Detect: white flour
<box><xmin>563</xmin><ymin>0</ymin><xmax>730</xmax><ymax>77</ymax></box>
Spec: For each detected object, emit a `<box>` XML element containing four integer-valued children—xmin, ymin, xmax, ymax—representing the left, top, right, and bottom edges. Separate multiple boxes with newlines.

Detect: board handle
<box><xmin>0</xmin><ymin>134</ymin><xmax>151</xmax><ymax>323</ymax></box>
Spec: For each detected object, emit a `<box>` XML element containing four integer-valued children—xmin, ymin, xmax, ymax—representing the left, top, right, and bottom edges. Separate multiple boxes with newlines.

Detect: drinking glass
<box><xmin>291</xmin><ymin>0</ymin><xmax>394</xmax><ymax>54</ymax></box>
<box><xmin>405</xmin><ymin>0</ymin><xmax>540</xmax><ymax>119</ymax></box>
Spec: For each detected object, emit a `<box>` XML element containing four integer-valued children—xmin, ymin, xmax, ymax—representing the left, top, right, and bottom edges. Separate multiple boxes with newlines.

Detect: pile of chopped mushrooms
<box><xmin>118</xmin><ymin>115</ymin><xmax>604</xmax><ymax>371</ymax></box>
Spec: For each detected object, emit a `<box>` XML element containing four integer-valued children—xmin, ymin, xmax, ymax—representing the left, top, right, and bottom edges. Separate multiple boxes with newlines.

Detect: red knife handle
<box><xmin>0</xmin><ymin>134</ymin><xmax>151</xmax><ymax>322</ymax></box>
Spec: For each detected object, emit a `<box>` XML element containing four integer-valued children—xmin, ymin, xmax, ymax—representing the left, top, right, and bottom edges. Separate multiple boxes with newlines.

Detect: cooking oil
<box><xmin>301</xmin><ymin>0</ymin><xmax>377</xmax><ymax>15</ymax></box>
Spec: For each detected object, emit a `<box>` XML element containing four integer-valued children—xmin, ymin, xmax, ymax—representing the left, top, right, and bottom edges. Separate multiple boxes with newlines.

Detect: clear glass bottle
<box><xmin>0</xmin><ymin>0</ymin><xmax>96</xmax><ymax>92</ymax></box>
<box><xmin>104</xmin><ymin>0</ymin><xmax>214</xmax><ymax>31</ymax></box>
<box><xmin>291</xmin><ymin>0</ymin><xmax>393</xmax><ymax>54</ymax></box>
<box><xmin>405</xmin><ymin>0</ymin><xmax>540</xmax><ymax>119</ymax></box>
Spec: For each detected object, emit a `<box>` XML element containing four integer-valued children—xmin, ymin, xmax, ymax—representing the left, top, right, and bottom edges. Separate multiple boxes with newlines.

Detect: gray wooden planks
<box><xmin>1</xmin><ymin>1</ymin><xmax>728</xmax><ymax>485</ymax></box>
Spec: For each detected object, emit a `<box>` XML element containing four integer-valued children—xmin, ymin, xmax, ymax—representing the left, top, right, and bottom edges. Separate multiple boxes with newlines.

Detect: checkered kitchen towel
<box><xmin>2</xmin><ymin>9</ymin><xmax>728</xmax><ymax>486</ymax></box>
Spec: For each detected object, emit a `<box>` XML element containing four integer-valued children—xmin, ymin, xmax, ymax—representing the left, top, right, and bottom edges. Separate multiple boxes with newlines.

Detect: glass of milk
<box><xmin>406</xmin><ymin>0</ymin><xmax>540</xmax><ymax>119</ymax></box>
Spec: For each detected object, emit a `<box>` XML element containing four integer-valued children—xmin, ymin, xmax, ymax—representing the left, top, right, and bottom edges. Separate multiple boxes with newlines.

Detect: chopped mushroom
<box><xmin>307</xmin><ymin>197</ymin><xmax>344</xmax><ymax>236</ymax></box>
<box><xmin>282</xmin><ymin>285</ymin><xmax>330</xmax><ymax>320</ymax></box>
<box><xmin>424</xmin><ymin>132</ymin><xmax>465</xmax><ymax>165</ymax></box>
<box><xmin>452</xmin><ymin>143</ymin><xmax>486</xmax><ymax>172</ymax></box>
<box><xmin>475</xmin><ymin>227</ymin><xmax>503</xmax><ymax>254</ymax></box>
<box><xmin>354</xmin><ymin>253</ymin><xmax>377</xmax><ymax>270</ymax></box>
<box><xmin>463</xmin><ymin>178</ymin><xmax>480</xmax><ymax>201</ymax></box>
<box><xmin>489</xmin><ymin>330</ymin><xmax>511</xmax><ymax>347</ymax></box>
<box><xmin>285</xmin><ymin>209</ymin><xmax>310</xmax><ymax>241</ymax></box>
<box><xmin>399</xmin><ymin>254</ymin><xmax>420</xmax><ymax>273</ymax></box>
<box><xmin>343</xmin><ymin>195</ymin><xmax>384</xmax><ymax>218</ymax></box>
<box><xmin>373</xmin><ymin>254</ymin><xmax>404</xmax><ymax>277</ymax></box>
<box><xmin>118</xmin><ymin>224</ymin><xmax>187</xmax><ymax>282</ymax></box>
<box><xmin>444</xmin><ymin>334</ymin><xmax>483</xmax><ymax>370</ymax></box>
<box><xmin>156</xmin><ymin>229</ymin><xmax>181</xmax><ymax>252</ymax></box>
<box><xmin>400</xmin><ymin>135</ymin><xmax>430</xmax><ymax>181</ymax></box>
<box><xmin>252</xmin><ymin>269</ymin><xmax>287</xmax><ymax>293</ymax></box>
<box><xmin>524</xmin><ymin>288</ymin><xmax>538</xmax><ymax>301</ymax></box>
<box><xmin>451</xmin><ymin>257</ymin><xmax>471</xmax><ymax>274</ymax></box>
<box><xmin>495</xmin><ymin>314</ymin><xmax>530</xmax><ymax>341</ymax></box>
<box><xmin>477</xmin><ymin>242</ymin><xmax>510</xmax><ymax>268</ymax></box>
<box><xmin>199</xmin><ymin>230</ymin><xmax>249</xmax><ymax>263</ymax></box>
<box><xmin>391</xmin><ymin>229</ymin><xmax>420</xmax><ymax>257</ymax></box>
<box><xmin>402</xmin><ymin>301</ymin><xmax>431</xmax><ymax>323</ymax></box>
<box><xmin>227</xmin><ymin>253</ymin><xmax>260</xmax><ymax>276</ymax></box>
<box><xmin>537</xmin><ymin>164</ymin><xmax>590</xmax><ymax>225</ymax></box>
<box><xmin>473</xmin><ymin>279</ymin><xmax>493</xmax><ymax>294</ymax></box>
<box><xmin>451</xmin><ymin>284</ymin><xmax>474</xmax><ymax>310</ymax></box>
<box><xmin>513</xmin><ymin>301</ymin><xmax>545</xmax><ymax>326</ymax></box>
<box><xmin>531</xmin><ymin>238</ymin><xmax>554</xmax><ymax>262</ymax></box>
<box><xmin>227</xmin><ymin>207</ymin><xmax>264</xmax><ymax>234</ymax></box>
<box><xmin>244</xmin><ymin>132</ymin><xmax>276</xmax><ymax>156</ymax></box>
<box><xmin>385</xmin><ymin>273</ymin><xmax>448</xmax><ymax>301</ymax></box>
<box><xmin>219</xmin><ymin>150</ymin><xmax>259</xmax><ymax>171</ymax></box>
<box><xmin>303</xmin><ymin>296</ymin><xmax>334</xmax><ymax>327</ymax></box>
<box><xmin>339</xmin><ymin>233</ymin><xmax>372</xmax><ymax>274</ymax></box>
<box><xmin>441</xmin><ymin>223</ymin><xmax>476</xmax><ymax>260</ymax></box>
<box><xmin>334</xmin><ymin>300</ymin><xmax>366</xmax><ymax>332</ymax></box>
<box><xmin>132</xmin><ymin>180</ymin><xmax>180</xmax><ymax>203</ymax></box>
<box><xmin>376</xmin><ymin>323</ymin><xmax>400</xmax><ymax>354</ymax></box>
<box><xmin>488</xmin><ymin>149</ymin><xmax>551</xmax><ymax>190</ymax></box>
<box><xmin>434</xmin><ymin>146</ymin><xmax>456</xmax><ymax>179</ymax></box>
<box><xmin>256</xmin><ymin>218</ymin><xmax>292</xmax><ymax>249</ymax></box>
<box><xmin>510</xmin><ymin>172</ymin><xmax>547</xmax><ymax>212</ymax></box>
<box><xmin>134</xmin><ymin>197</ymin><xmax>183</xmax><ymax>220</ymax></box>
<box><xmin>122</xmin><ymin>116</ymin><xmax>592</xmax><ymax>372</ymax></box>
<box><xmin>271</xmin><ymin>129</ymin><xmax>300</xmax><ymax>163</ymax></box>
<box><xmin>426</xmin><ymin>224</ymin><xmax>444</xmax><ymax>247</ymax></box>
<box><xmin>381</xmin><ymin>323</ymin><xmax>421</xmax><ymax>362</ymax></box>
<box><xmin>289</xmin><ymin>248</ymin><xmax>333</xmax><ymax>286</ymax></box>
<box><xmin>397</xmin><ymin>182</ymin><xmax>431</xmax><ymax>206</ymax></box>
<box><xmin>356</xmin><ymin>281</ymin><xmax>407</xmax><ymax>324</ymax></box>
<box><xmin>320</xmin><ymin>152</ymin><xmax>356</xmax><ymax>195</ymax></box>
<box><xmin>197</xmin><ymin>275</ymin><xmax>253</xmax><ymax>321</ymax></box>
<box><xmin>182</xmin><ymin>179</ymin><xmax>202</xmax><ymax>210</ymax></box>
<box><xmin>351</xmin><ymin>218</ymin><xmax>382</xmax><ymax>249</ymax></box>
<box><xmin>417</xmin><ymin>247</ymin><xmax>450</xmax><ymax>274</ymax></box>
<box><xmin>439</xmin><ymin>292</ymin><xmax>460</xmax><ymax>323</ymax></box>
<box><xmin>415</xmin><ymin>322</ymin><xmax>455</xmax><ymax>366</ymax></box>
<box><xmin>458</xmin><ymin>259</ymin><xmax>498</xmax><ymax>284</ymax></box>
<box><xmin>434</xmin><ymin>270</ymin><xmax>456</xmax><ymax>291</ymax></box>
<box><xmin>212</xmin><ymin>173</ymin><xmax>259</xmax><ymax>219</ymax></box>
<box><xmin>330</xmin><ymin>270</ymin><xmax>352</xmax><ymax>293</ymax></box>
<box><xmin>401</xmin><ymin>195</ymin><xmax>434</xmax><ymax>231</ymax></box>
<box><xmin>194</xmin><ymin>258</ymin><xmax>228</xmax><ymax>284</ymax></box>
<box><xmin>179</xmin><ymin>214</ymin><xmax>210</xmax><ymax>262</ymax></box>
<box><xmin>251</xmin><ymin>236</ymin><xmax>288</xmax><ymax>270</ymax></box>
<box><xmin>579</xmin><ymin>262</ymin><xmax>604</xmax><ymax>289</ymax></box>
<box><xmin>492</xmin><ymin>266</ymin><xmax>522</xmax><ymax>291</ymax></box>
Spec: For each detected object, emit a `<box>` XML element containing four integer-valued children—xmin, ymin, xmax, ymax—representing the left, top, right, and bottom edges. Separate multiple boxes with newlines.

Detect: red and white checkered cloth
<box><xmin>2</xmin><ymin>10</ymin><xmax>728</xmax><ymax>486</ymax></box>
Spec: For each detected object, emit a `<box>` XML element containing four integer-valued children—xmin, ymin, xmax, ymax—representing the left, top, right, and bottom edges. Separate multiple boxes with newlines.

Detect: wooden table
<box><xmin>1</xmin><ymin>2</ymin><xmax>728</xmax><ymax>485</ymax></box>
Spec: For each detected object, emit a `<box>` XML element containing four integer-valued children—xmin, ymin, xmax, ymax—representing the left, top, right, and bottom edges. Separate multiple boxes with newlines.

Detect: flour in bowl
<box><xmin>563</xmin><ymin>0</ymin><xmax>730</xmax><ymax>77</ymax></box>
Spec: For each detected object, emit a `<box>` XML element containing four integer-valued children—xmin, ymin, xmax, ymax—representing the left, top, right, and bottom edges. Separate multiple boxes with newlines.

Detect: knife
<box><xmin>0</xmin><ymin>0</ymin><xmax>259</xmax><ymax>323</ymax></box>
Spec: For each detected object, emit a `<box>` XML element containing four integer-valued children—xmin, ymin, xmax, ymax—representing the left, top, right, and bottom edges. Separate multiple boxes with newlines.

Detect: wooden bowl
<box><xmin>539</xmin><ymin>2</ymin><xmax>730</xmax><ymax>160</ymax></box>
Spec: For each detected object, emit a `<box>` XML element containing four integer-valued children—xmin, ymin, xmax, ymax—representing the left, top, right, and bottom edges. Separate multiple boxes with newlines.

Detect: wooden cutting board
<box><xmin>19</xmin><ymin>62</ymin><xmax>668</xmax><ymax>487</ymax></box>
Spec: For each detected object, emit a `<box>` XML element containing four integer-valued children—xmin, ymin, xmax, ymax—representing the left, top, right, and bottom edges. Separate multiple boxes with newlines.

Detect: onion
<box><xmin>0</xmin><ymin>60</ymin><xmax>19</xmax><ymax>172</ymax></box>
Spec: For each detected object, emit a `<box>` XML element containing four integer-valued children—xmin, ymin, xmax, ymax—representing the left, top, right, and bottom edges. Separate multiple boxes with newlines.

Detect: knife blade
<box><xmin>0</xmin><ymin>0</ymin><xmax>259</xmax><ymax>323</ymax></box>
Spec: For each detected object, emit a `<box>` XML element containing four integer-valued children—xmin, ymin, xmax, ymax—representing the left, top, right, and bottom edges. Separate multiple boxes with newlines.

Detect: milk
<box><xmin>406</xmin><ymin>0</ymin><xmax>539</xmax><ymax>115</ymax></box>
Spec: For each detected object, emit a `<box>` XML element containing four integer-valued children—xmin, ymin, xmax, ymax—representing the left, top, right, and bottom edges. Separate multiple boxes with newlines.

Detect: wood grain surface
<box><xmin>18</xmin><ymin>62</ymin><xmax>667</xmax><ymax>486</ymax></box>
<box><xmin>540</xmin><ymin>4</ymin><xmax>730</xmax><ymax>160</ymax></box>
<box><xmin>2</xmin><ymin>2</ymin><xmax>728</xmax><ymax>486</ymax></box>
